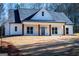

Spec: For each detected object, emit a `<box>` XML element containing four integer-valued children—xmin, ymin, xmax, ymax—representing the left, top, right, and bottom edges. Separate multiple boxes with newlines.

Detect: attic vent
<box><xmin>42</xmin><ymin>11</ymin><xmax>44</xmax><ymax>16</ymax></box>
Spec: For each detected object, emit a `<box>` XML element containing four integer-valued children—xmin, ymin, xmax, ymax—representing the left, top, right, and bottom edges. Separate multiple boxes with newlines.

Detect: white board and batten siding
<box><xmin>10</xmin><ymin>24</ymin><xmax>22</xmax><ymax>35</ymax></box>
<box><xmin>65</xmin><ymin>25</ymin><xmax>73</xmax><ymax>35</ymax></box>
<box><xmin>4</xmin><ymin>22</ymin><xmax>10</xmax><ymax>36</ymax></box>
<box><xmin>51</xmin><ymin>23</ymin><xmax>64</xmax><ymax>35</ymax></box>
<box><xmin>23</xmin><ymin>24</ymin><xmax>49</xmax><ymax>36</ymax></box>
<box><xmin>24</xmin><ymin>24</ymin><xmax>38</xmax><ymax>36</ymax></box>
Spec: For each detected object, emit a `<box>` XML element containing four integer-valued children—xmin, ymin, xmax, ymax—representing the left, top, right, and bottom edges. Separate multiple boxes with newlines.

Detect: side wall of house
<box><xmin>4</xmin><ymin>22</ymin><xmax>10</xmax><ymax>36</ymax></box>
<box><xmin>10</xmin><ymin>23</ymin><xmax>22</xmax><ymax>35</ymax></box>
<box><xmin>65</xmin><ymin>25</ymin><xmax>73</xmax><ymax>35</ymax></box>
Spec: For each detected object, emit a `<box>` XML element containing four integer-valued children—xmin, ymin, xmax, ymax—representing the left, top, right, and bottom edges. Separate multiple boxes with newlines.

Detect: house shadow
<box><xmin>18</xmin><ymin>41</ymin><xmax>74</xmax><ymax>56</ymax></box>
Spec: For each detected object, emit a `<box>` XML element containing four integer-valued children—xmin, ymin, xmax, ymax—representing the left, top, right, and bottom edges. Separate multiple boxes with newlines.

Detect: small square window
<box><xmin>42</xmin><ymin>12</ymin><xmax>44</xmax><ymax>16</ymax></box>
<box><xmin>15</xmin><ymin>26</ymin><xmax>17</xmax><ymax>31</ymax></box>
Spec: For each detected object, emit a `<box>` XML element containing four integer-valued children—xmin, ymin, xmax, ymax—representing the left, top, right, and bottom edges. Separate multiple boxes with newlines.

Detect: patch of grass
<box><xmin>75</xmin><ymin>33</ymin><xmax>79</xmax><ymax>36</ymax></box>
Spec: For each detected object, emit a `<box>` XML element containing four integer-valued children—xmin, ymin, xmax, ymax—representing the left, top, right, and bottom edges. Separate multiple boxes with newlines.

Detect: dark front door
<box><xmin>41</xmin><ymin>27</ymin><xmax>45</xmax><ymax>35</ymax></box>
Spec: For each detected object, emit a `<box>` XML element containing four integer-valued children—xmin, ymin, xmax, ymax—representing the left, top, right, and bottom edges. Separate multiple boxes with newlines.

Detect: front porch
<box><xmin>22</xmin><ymin>22</ymin><xmax>65</xmax><ymax>36</ymax></box>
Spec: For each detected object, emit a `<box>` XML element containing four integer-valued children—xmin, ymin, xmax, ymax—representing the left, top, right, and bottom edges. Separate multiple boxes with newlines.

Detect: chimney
<box><xmin>14</xmin><ymin>9</ymin><xmax>21</xmax><ymax>23</ymax></box>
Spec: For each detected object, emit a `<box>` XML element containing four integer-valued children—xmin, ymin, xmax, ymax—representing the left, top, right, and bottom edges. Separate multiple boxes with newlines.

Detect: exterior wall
<box><xmin>4</xmin><ymin>22</ymin><xmax>73</xmax><ymax>36</ymax></box>
<box><xmin>10</xmin><ymin>23</ymin><xmax>22</xmax><ymax>35</ymax></box>
<box><xmin>65</xmin><ymin>25</ymin><xmax>73</xmax><ymax>35</ymax></box>
<box><xmin>24</xmin><ymin>24</ymin><xmax>38</xmax><ymax>36</ymax></box>
<box><xmin>4</xmin><ymin>22</ymin><xmax>10</xmax><ymax>36</ymax></box>
<box><xmin>23</xmin><ymin>22</ymin><xmax>65</xmax><ymax>36</ymax></box>
<box><xmin>51</xmin><ymin>23</ymin><xmax>64</xmax><ymax>35</ymax></box>
<box><xmin>24</xmin><ymin>24</ymin><xmax>49</xmax><ymax>36</ymax></box>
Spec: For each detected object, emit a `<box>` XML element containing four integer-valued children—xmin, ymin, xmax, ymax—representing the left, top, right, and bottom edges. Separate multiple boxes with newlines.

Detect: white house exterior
<box><xmin>4</xmin><ymin>8</ymin><xmax>73</xmax><ymax>36</ymax></box>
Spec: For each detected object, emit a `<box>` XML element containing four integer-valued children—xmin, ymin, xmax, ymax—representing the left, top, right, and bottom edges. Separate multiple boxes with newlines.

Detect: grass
<box><xmin>74</xmin><ymin>33</ymin><xmax>79</xmax><ymax>36</ymax></box>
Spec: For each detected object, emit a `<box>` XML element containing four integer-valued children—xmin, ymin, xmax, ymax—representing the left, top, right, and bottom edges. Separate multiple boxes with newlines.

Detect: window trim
<box><xmin>27</xmin><ymin>27</ymin><xmax>33</xmax><ymax>34</ymax></box>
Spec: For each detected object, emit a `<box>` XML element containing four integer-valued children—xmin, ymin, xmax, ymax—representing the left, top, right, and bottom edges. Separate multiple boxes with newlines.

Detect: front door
<box><xmin>41</xmin><ymin>27</ymin><xmax>45</xmax><ymax>35</ymax></box>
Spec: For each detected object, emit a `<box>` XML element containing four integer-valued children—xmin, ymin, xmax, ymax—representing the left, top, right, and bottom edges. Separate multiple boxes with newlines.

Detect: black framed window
<box><xmin>27</xmin><ymin>27</ymin><xmax>30</xmax><ymax>34</ymax></box>
<box><xmin>52</xmin><ymin>27</ymin><xmax>54</xmax><ymax>34</ymax></box>
<box><xmin>42</xmin><ymin>11</ymin><xmax>44</xmax><ymax>16</ymax></box>
<box><xmin>15</xmin><ymin>26</ymin><xmax>17</xmax><ymax>31</ymax></box>
<box><xmin>27</xmin><ymin>27</ymin><xmax>33</xmax><ymax>34</ymax></box>
<box><xmin>52</xmin><ymin>27</ymin><xmax>58</xmax><ymax>34</ymax></box>
<box><xmin>55</xmin><ymin>27</ymin><xmax>57</xmax><ymax>34</ymax></box>
<box><xmin>66</xmin><ymin>28</ymin><xmax>69</xmax><ymax>34</ymax></box>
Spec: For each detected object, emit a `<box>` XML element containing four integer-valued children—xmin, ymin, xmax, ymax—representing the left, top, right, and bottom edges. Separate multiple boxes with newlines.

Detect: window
<box><xmin>52</xmin><ymin>27</ymin><xmax>58</xmax><ymax>34</ymax></box>
<box><xmin>55</xmin><ymin>27</ymin><xmax>57</xmax><ymax>34</ymax></box>
<box><xmin>52</xmin><ymin>27</ymin><xmax>54</xmax><ymax>34</ymax></box>
<box><xmin>15</xmin><ymin>26</ymin><xmax>17</xmax><ymax>31</ymax></box>
<box><xmin>42</xmin><ymin>11</ymin><xmax>44</xmax><ymax>16</ymax></box>
<box><xmin>27</xmin><ymin>27</ymin><xmax>33</xmax><ymax>34</ymax></box>
<box><xmin>66</xmin><ymin>28</ymin><xmax>69</xmax><ymax>34</ymax></box>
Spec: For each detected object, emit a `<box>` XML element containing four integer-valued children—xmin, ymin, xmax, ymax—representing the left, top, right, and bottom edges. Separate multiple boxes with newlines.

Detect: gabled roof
<box><xmin>8</xmin><ymin>9</ymin><xmax>39</xmax><ymax>23</ymax></box>
<box><xmin>23</xmin><ymin>10</ymin><xmax>39</xmax><ymax>21</ymax></box>
<box><xmin>8</xmin><ymin>8</ymin><xmax>73</xmax><ymax>25</ymax></box>
<box><xmin>19</xmin><ymin>9</ymin><xmax>39</xmax><ymax>21</ymax></box>
<box><xmin>48</xmin><ymin>11</ymin><xmax>73</xmax><ymax>24</ymax></box>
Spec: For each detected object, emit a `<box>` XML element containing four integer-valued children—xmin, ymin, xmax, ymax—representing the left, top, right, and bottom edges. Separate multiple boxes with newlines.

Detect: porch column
<box><xmin>38</xmin><ymin>24</ymin><xmax>40</xmax><ymax>36</ymax></box>
<box><xmin>49</xmin><ymin>25</ymin><xmax>51</xmax><ymax>36</ymax></box>
<box><xmin>63</xmin><ymin>25</ymin><xmax>65</xmax><ymax>35</ymax></box>
<box><xmin>22</xmin><ymin>24</ymin><xmax>24</xmax><ymax>35</ymax></box>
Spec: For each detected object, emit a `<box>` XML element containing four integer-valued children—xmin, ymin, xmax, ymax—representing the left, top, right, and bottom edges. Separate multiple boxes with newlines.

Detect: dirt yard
<box><xmin>0</xmin><ymin>35</ymin><xmax>79</xmax><ymax>56</ymax></box>
<box><xmin>0</xmin><ymin>35</ymin><xmax>79</xmax><ymax>46</ymax></box>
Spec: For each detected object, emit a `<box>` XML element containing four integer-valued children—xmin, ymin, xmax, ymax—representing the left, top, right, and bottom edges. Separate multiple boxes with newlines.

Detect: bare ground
<box><xmin>0</xmin><ymin>35</ymin><xmax>79</xmax><ymax>46</ymax></box>
<box><xmin>0</xmin><ymin>35</ymin><xmax>79</xmax><ymax>56</ymax></box>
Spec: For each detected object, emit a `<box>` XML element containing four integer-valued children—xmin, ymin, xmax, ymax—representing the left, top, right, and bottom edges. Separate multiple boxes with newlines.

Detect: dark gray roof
<box><xmin>8</xmin><ymin>9</ymin><xmax>39</xmax><ymax>23</ymax></box>
<box><xmin>19</xmin><ymin>9</ymin><xmax>39</xmax><ymax>21</ymax></box>
<box><xmin>8</xmin><ymin>8</ymin><xmax>73</xmax><ymax>24</ymax></box>
<box><xmin>23</xmin><ymin>10</ymin><xmax>39</xmax><ymax>21</ymax></box>
<box><xmin>48</xmin><ymin>11</ymin><xmax>73</xmax><ymax>24</ymax></box>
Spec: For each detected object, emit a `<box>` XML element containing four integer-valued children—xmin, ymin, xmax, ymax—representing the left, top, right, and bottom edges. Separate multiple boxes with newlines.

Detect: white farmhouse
<box><xmin>4</xmin><ymin>8</ymin><xmax>73</xmax><ymax>36</ymax></box>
